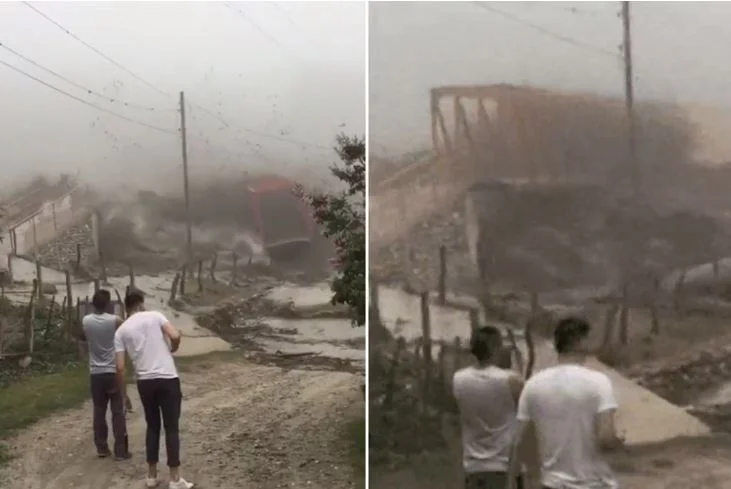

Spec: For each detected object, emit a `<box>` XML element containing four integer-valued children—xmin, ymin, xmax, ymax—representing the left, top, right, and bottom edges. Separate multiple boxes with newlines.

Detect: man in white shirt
<box><xmin>507</xmin><ymin>317</ymin><xmax>623</xmax><ymax>489</ymax></box>
<box><xmin>453</xmin><ymin>326</ymin><xmax>526</xmax><ymax>489</ymax></box>
<box><xmin>114</xmin><ymin>291</ymin><xmax>194</xmax><ymax>489</ymax></box>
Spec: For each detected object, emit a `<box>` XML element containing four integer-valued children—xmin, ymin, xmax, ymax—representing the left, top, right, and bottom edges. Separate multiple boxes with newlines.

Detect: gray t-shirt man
<box><xmin>83</xmin><ymin>313</ymin><xmax>119</xmax><ymax>374</ymax></box>
<box><xmin>82</xmin><ymin>311</ymin><xmax>128</xmax><ymax>458</ymax></box>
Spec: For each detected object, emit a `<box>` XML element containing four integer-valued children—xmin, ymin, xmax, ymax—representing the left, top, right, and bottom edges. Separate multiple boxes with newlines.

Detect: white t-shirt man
<box><xmin>114</xmin><ymin>310</ymin><xmax>178</xmax><ymax>380</ymax></box>
<box><xmin>453</xmin><ymin>365</ymin><xmax>519</xmax><ymax>473</ymax></box>
<box><xmin>516</xmin><ymin>364</ymin><xmax>618</xmax><ymax>489</ymax></box>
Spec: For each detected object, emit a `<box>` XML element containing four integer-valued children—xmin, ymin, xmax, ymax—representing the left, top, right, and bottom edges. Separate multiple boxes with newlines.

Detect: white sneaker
<box><xmin>145</xmin><ymin>477</ymin><xmax>160</xmax><ymax>488</ymax></box>
<box><xmin>168</xmin><ymin>478</ymin><xmax>194</xmax><ymax>489</ymax></box>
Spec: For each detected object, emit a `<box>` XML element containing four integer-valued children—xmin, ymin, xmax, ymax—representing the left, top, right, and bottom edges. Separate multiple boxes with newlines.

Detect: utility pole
<box><xmin>179</xmin><ymin>91</ymin><xmax>193</xmax><ymax>265</ymax></box>
<box><xmin>622</xmin><ymin>0</ymin><xmax>638</xmax><ymax>200</ymax></box>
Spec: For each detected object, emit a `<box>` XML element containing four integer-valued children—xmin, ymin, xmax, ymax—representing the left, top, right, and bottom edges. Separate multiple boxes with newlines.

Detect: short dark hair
<box><xmin>124</xmin><ymin>291</ymin><xmax>145</xmax><ymax>311</ymax></box>
<box><xmin>470</xmin><ymin>326</ymin><xmax>503</xmax><ymax>362</ymax></box>
<box><xmin>92</xmin><ymin>289</ymin><xmax>111</xmax><ymax>311</ymax></box>
<box><xmin>554</xmin><ymin>317</ymin><xmax>591</xmax><ymax>354</ymax></box>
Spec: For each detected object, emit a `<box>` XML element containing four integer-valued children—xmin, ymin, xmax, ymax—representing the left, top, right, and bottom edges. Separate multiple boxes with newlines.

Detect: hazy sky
<box><xmin>370</xmin><ymin>1</ymin><xmax>731</xmax><ymax>156</ymax></box>
<box><xmin>0</xmin><ymin>1</ymin><xmax>365</xmax><ymax>189</ymax></box>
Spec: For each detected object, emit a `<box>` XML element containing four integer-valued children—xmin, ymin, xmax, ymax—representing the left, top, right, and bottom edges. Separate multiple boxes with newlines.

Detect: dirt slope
<box><xmin>0</xmin><ymin>357</ymin><xmax>362</xmax><ymax>489</ymax></box>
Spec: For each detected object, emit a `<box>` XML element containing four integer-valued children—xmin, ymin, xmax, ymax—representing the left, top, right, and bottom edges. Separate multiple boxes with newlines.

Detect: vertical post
<box><xmin>230</xmin><ymin>251</ymin><xmax>238</xmax><ymax>286</ymax></box>
<box><xmin>438</xmin><ymin>245</ymin><xmax>447</xmax><ymax>305</ymax></box>
<box><xmin>197</xmin><ymin>259</ymin><xmax>204</xmax><ymax>293</ymax></box>
<box><xmin>35</xmin><ymin>260</ymin><xmax>42</xmax><ymax>300</ymax></box>
<box><xmin>128</xmin><ymin>264</ymin><xmax>135</xmax><ymax>288</ymax></box>
<box><xmin>420</xmin><ymin>291</ymin><xmax>433</xmax><ymax>393</ymax></box>
<box><xmin>179</xmin><ymin>91</ymin><xmax>193</xmax><ymax>265</ymax></box>
<box><xmin>622</xmin><ymin>1</ymin><xmax>638</xmax><ymax>198</ymax></box>
<box><xmin>64</xmin><ymin>270</ymin><xmax>73</xmax><ymax>342</ymax></box>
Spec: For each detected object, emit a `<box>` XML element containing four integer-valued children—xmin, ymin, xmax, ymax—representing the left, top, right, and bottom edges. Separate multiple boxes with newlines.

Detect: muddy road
<box><xmin>0</xmin><ymin>356</ymin><xmax>363</xmax><ymax>489</ymax></box>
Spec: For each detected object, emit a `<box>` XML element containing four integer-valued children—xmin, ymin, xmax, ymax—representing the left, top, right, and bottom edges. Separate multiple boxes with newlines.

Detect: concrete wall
<box><xmin>8</xmin><ymin>188</ymin><xmax>91</xmax><ymax>258</ymax></box>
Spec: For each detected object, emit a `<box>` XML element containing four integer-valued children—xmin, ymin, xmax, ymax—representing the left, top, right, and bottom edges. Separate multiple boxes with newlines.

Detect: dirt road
<box><xmin>0</xmin><ymin>355</ymin><xmax>363</xmax><ymax>489</ymax></box>
<box><xmin>372</xmin><ymin>435</ymin><xmax>731</xmax><ymax>489</ymax></box>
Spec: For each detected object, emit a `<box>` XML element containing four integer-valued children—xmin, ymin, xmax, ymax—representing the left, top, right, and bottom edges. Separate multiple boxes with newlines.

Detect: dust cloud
<box><xmin>370</xmin><ymin>3</ymin><xmax>731</xmax><ymax>488</ymax></box>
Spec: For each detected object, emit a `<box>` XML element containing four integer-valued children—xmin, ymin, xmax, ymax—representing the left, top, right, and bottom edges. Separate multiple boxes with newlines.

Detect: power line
<box><xmin>0</xmin><ymin>41</ymin><xmax>174</xmax><ymax>112</ymax></box>
<box><xmin>472</xmin><ymin>2</ymin><xmax>621</xmax><ymax>60</ymax></box>
<box><xmin>23</xmin><ymin>1</ymin><xmax>173</xmax><ymax>98</ymax></box>
<box><xmin>21</xmin><ymin>2</ymin><xmax>330</xmax><ymax>151</ymax></box>
<box><xmin>224</xmin><ymin>2</ymin><xmax>299</xmax><ymax>59</ymax></box>
<box><xmin>269</xmin><ymin>3</ymin><xmax>299</xmax><ymax>31</ymax></box>
<box><xmin>185</xmin><ymin>100</ymin><xmax>332</xmax><ymax>151</ymax></box>
<box><xmin>0</xmin><ymin>59</ymin><xmax>178</xmax><ymax>135</ymax></box>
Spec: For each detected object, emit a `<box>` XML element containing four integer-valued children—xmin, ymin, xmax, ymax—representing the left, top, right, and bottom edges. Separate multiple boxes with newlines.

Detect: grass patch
<box><xmin>0</xmin><ymin>362</ymin><xmax>88</xmax><ymax>466</ymax></box>
<box><xmin>343</xmin><ymin>414</ymin><xmax>366</xmax><ymax>489</ymax></box>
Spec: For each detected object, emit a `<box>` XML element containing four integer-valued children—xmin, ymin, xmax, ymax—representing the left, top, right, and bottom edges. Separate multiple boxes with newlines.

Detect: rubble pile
<box><xmin>35</xmin><ymin>218</ymin><xmax>96</xmax><ymax>271</ymax></box>
<box><xmin>627</xmin><ymin>342</ymin><xmax>731</xmax><ymax>405</ymax></box>
<box><xmin>373</xmin><ymin>184</ymin><xmax>728</xmax><ymax>297</ymax></box>
<box><xmin>372</xmin><ymin>207</ymin><xmax>477</xmax><ymax>294</ymax></box>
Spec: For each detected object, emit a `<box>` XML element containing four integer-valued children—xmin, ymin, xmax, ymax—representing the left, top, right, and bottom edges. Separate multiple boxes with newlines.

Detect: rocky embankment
<box><xmin>627</xmin><ymin>338</ymin><xmax>731</xmax><ymax>406</ymax></box>
<box><xmin>35</xmin><ymin>219</ymin><xmax>96</xmax><ymax>271</ymax></box>
<box><xmin>372</xmin><ymin>206</ymin><xmax>476</xmax><ymax>294</ymax></box>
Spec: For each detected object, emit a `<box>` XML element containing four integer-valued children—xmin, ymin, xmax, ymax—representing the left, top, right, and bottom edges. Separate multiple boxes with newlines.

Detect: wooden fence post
<box><xmin>370</xmin><ymin>278</ymin><xmax>381</xmax><ymax>327</ymax></box>
<box><xmin>468</xmin><ymin>308</ymin><xmax>480</xmax><ymax>333</ymax></box>
<box><xmin>420</xmin><ymin>291</ymin><xmax>433</xmax><ymax>401</ymax></box>
<box><xmin>179</xmin><ymin>265</ymin><xmax>187</xmax><ymax>296</ymax></box>
<box><xmin>197</xmin><ymin>259</ymin><xmax>204</xmax><ymax>293</ymax></box>
<box><xmin>99</xmin><ymin>248</ymin><xmax>108</xmax><ymax>283</ymax></box>
<box><xmin>114</xmin><ymin>289</ymin><xmax>126</xmax><ymax>319</ymax></box>
<box><xmin>524</xmin><ymin>291</ymin><xmax>539</xmax><ymax>379</ymax></box>
<box><xmin>128</xmin><ymin>264</ymin><xmax>135</xmax><ymax>288</ymax></box>
<box><xmin>650</xmin><ymin>276</ymin><xmax>661</xmax><ymax>335</ymax></box>
<box><xmin>619</xmin><ymin>283</ymin><xmax>629</xmax><ymax>345</ymax></box>
<box><xmin>43</xmin><ymin>296</ymin><xmax>56</xmax><ymax>341</ymax></box>
<box><xmin>438</xmin><ymin>245</ymin><xmax>447</xmax><ymax>305</ymax></box>
<box><xmin>230</xmin><ymin>252</ymin><xmax>238</xmax><ymax>286</ymax></box>
<box><xmin>673</xmin><ymin>269</ymin><xmax>686</xmax><ymax>317</ymax></box>
<box><xmin>383</xmin><ymin>337</ymin><xmax>406</xmax><ymax>413</ymax></box>
<box><xmin>209</xmin><ymin>252</ymin><xmax>218</xmax><ymax>282</ymax></box>
<box><xmin>35</xmin><ymin>260</ymin><xmax>43</xmax><ymax>301</ymax></box>
<box><xmin>26</xmin><ymin>279</ymin><xmax>38</xmax><ymax>354</ymax></box>
<box><xmin>169</xmin><ymin>273</ymin><xmax>181</xmax><ymax>304</ymax></box>
<box><xmin>64</xmin><ymin>270</ymin><xmax>73</xmax><ymax>342</ymax></box>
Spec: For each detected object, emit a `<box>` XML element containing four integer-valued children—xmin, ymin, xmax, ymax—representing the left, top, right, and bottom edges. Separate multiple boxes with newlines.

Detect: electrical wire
<box><xmin>0</xmin><ymin>59</ymin><xmax>178</xmax><ymax>135</ymax></box>
<box><xmin>23</xmin><ymin>1</ymin><xmax>173</xmax><ymax>98</ymax></box>
<box><xmin>0</xmin><ymin>41</ymin><xmax>174</xmax><ymax>112</ymax></box>
<box><xmin>185</xmin><ymin>101</ymin><xmax>333</xmax><ymax>151</ymax></box>
<box><xmin>22</xmin><ymin>2</ymin><xmax>333</xmax><ymax>152</ymax></box>
<box><xmin>224</xmin><ymin>2</ymin><xmax>299</xmax><ymax>59</ymax></box>
<box><xmin>472</xmin><ymin>2</ymin><xmax>621</xmax><ymax>60</ymax></box>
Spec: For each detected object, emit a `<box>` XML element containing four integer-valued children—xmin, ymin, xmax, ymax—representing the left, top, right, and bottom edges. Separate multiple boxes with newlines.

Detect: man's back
<box><xmin>518</xmin><ymin>364</ymin><xmax>617</xmax><ymax>489</ymax></box>
<box><xmin>115</xmin><ymin>310</ymin><xmax>178</xmax><ymax>380</ymax></box>
<box><xmin>453</xmin><ymin>365</ymin><xmax>518</xmax><ymax>473</ymax></box>
<box><xmin>83</xmin><ymin>313</ymin><xmax>118</xmax><ymax>374</ymax></box>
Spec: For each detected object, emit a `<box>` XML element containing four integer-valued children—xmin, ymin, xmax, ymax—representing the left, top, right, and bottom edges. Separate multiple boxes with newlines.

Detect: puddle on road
<box><xmin>6</xmin><ymin>258</ymin><xmax>364</xmax><ymax>366</ymax></box>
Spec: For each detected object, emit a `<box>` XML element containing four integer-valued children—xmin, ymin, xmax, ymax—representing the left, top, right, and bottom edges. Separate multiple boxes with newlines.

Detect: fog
<box><xmin>369</xmin><ymin>1</ymin><xmax>731</xmax><ymax>157</ymax></box>
<box><xmin>0</xmin><ymin>1</ymin><xmax>365</xmax><ymax>193</ymax></box>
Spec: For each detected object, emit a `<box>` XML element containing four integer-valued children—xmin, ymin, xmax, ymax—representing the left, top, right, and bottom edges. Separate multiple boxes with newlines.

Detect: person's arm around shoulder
<box><xmin>508</xmin><ymin>376</ymin><xmax>541</xmax><ymax>489</ymax></box>
<box><xmin>113</xmin><ymin>328</ymin><xmax>127</xmax><ymax>402</ymax></box>
<box><xmin>507</xmin><ymin>380</ymin><xmax>538</xmax><ymax>489</ymax></box>
<box><xmin>114</xmin><ymin>315</ymin><xmax>124</xmax><ymax>329</ymax></box>
<box><xmin>156</xmin><ymin>311</ymin><xmax>182</xmax><ymax>353</ymax></box>
<box><xmin>595</xmin><ymin>372</ymin><xmax>623</xmax><ymax>452</ymax></box>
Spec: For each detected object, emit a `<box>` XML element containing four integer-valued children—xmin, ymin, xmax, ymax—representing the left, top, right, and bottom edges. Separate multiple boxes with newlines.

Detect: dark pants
<box><xmin>90</xmin><ymin>373</ymin><xmax>127</xmax><ymax>457</ymax></box>
<box><xmin>465</xmin><ymin>472</ymin><xmax>524</xmax><ymax>489</ymax></box>
<box><xmin>137</xmin><ymin>377</ymin><xmax>183</xmax><ymax>467</ymax></box>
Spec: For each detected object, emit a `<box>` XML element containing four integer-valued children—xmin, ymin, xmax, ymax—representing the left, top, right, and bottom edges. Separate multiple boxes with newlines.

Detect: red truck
<box><xmin>245</xmin><ymin>176</ymin><xmax>317</xmax><ymax>260</ymax></box>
